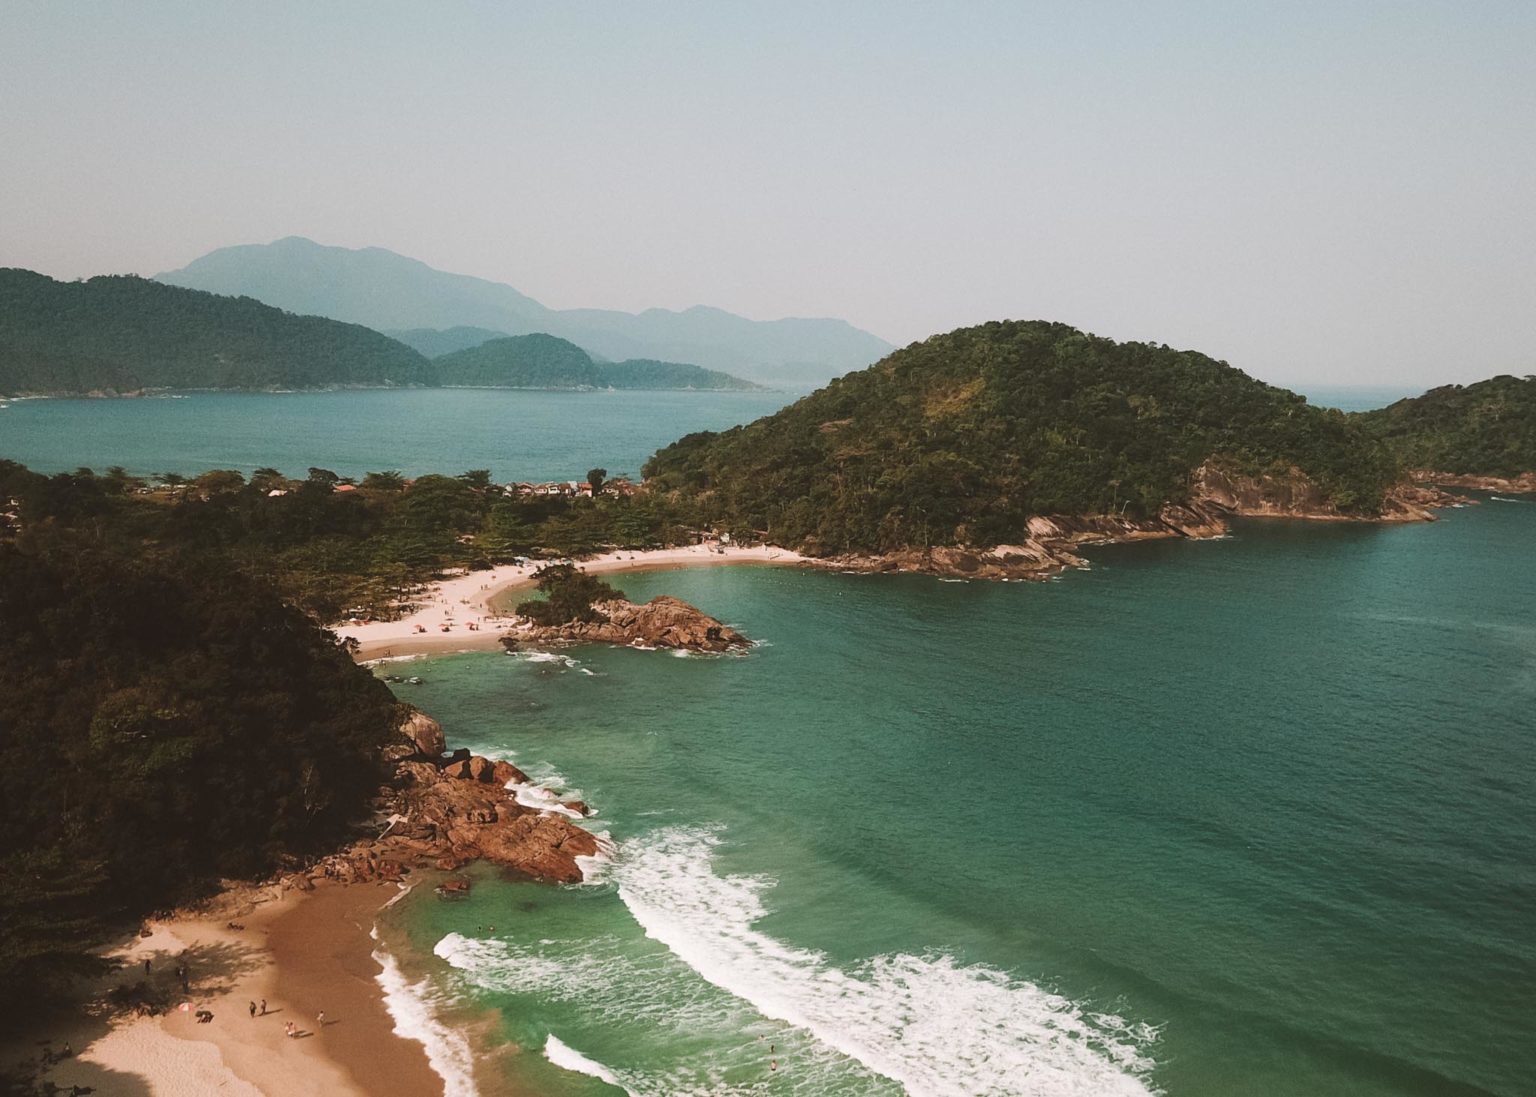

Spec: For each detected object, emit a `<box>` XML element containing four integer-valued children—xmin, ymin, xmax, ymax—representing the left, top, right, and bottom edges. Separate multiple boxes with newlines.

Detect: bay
<box><xmin>381</xmin><ymin>495</ymin><xmax>1536</xmax><ymax>1097</ymax></box>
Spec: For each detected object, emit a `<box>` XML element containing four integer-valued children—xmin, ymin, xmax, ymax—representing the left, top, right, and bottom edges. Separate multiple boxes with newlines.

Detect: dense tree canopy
<box><xmin>644</xmin><ymin>320</ymin><xmax>1404</xmax><ymax>554</ymax></box>
<box><xmin>431</xmin><ymin>333</ymin><xmax>760</xmax><ymax>390</ymax></box>
<box><xmin>0</xmin><ymin>268</ymin><xmax>432</xmax><ymax>393</ymax></box>
<box><xmin>0</xmin><ymin>512</ymin><xmax>400</xmax><ymax>1015</ymax></box>
<box><xmin>1356</xmin><ymin>375</ymin><xmax>1536</xmax><ymax>476</ymax></box>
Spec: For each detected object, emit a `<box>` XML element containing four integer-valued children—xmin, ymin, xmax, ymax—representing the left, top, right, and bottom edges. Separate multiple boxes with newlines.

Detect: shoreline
<box><xmin>9</xmin><ymin>881</ymin><xmax>449</xmax><ymax>1097</ymax></box>
<box><xmin>337</xmin><ymin>543</ymin><xmax>808</xmax><ymax>661</ymax></box>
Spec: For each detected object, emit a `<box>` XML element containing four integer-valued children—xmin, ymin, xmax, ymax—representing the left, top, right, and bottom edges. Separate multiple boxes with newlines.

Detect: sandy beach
<box><xmin>338</xmin><ymin>542</ymin><xmax>806</xmax><ymax>660</ymax></box>
<box><xmin>11</xmin><ymin>882</ymin><xmax>444</xmax><ymax>1097</ymax></box>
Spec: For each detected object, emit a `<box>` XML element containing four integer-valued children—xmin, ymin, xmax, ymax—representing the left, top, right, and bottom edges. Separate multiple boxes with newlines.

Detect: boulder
<box><xmin>561</xmin><ymin>800</ymin><xmax>590</xmax><ymax>817</ymax></box>
<box><xmin>492</xmin><ymin>760</ymin><xmax>531</xmax><ymax>786</ymax></box>
<box><xmin>397</xmin><ymin>709</ymin><xmax>446</xmax><ymax>757</ymax></box>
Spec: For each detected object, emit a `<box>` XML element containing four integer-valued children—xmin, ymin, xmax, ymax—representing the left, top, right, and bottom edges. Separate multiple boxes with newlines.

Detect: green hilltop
<box><xmin>1357</xmin><ymin>374</ymin><xmax>1536</xmax><ymax>477</ymax></box>
<box><xmin>0</xmin><ymin>268</ymin><xmax>432</xmax><ymax>394</ymax></box>
<box><xmin>643</xmin><ymin>320</ymin><xmax>1405</xmax><ymax>554</ymax></box>
<box><xmin>434</xmin><ymin>333</ymin><xmax>762</xmax><ymax>390</ymax></box>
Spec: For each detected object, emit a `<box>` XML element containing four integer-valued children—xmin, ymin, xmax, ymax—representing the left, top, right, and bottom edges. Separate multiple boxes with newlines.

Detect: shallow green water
<box><xmin>0</xmin><ymin>388</ymin><xmax>790</xmax><ymax>482</ymax></box>
<box><xmin>380</xmin><ymin>498</ymin><xmax>1536</xmax><ymax>1096</ymax></box>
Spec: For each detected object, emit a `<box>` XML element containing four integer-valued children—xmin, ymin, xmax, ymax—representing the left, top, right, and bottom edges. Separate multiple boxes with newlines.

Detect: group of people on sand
<box><xmin>242</xmin><ymin>999</ymin><xmax>328</xmax><ymax>1039</ymax></box>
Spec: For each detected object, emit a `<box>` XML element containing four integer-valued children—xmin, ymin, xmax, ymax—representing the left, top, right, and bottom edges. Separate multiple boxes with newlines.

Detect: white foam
<box><xmin>611</xmin><ymin>826</ymin><xmax>1159</xmax><ymax>1097</ymax></box>
<box><xmin>544</xmin><ymin>1034</ymin><xmax>638</xmax><ymax>1095</ymax></box>
<box><xmin>372</xmin><ymin>934</ymin><xmax>479</xmax><ymax>1097</ymax></box>
<box><xmin>575</xmin><ymin>830</ymin><xmax>618</xmax><ymax>884</ymax></box>
<box><xmin>508</xmin><ymin>781</ymin><xmax>587</xmax><ymax>819</ymax></box>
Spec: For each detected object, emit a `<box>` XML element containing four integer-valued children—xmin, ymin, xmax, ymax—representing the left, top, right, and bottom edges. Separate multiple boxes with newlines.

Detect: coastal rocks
<box><xmin>1412</xmin><ymin>470</ymin><xmax>1536</xmax><ymax>494</ymax></box>
<box><xmin>505</xmin><ymin>595</ymin><xmax>750</xmax><ymax>652</ymax></box>
<box><xmin>1190</xmin><ymin>462</ymin><xmax>1461</xmax><ymax>522</ymax></box>
<box><xmin>396</xmin><ymin>707</ymin><xmax>446</xmax><ymax>757</ymax></box>
<box><xmin>823</xmin><ymin>502</ymin><xmax>1231</xmax><ymax>582</ymax></box>
<box><xmin>308</xmin><ymin>732</ymin><xmax>599</xmax><ymax>886</ymax></box>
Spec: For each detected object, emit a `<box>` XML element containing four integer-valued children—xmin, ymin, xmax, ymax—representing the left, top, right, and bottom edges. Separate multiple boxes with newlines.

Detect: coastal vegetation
<box><xmin>644</xmin><ymin>320</ymin><xmax>1405</xmax><ymax>554</ymax></box>
<box><xmin>0</xmin><ymin>459</ymin><xmax>695</xmax><ymax>622</ymax></box>
<box><xmin>0</xmin><ymin>502</ymin><xmax>399</xmax><ymax>1018</ymax></box>
<box><xmin>515</xmin><ymin>563</ymin><xmax>626</xmax><ymax>624</ymax></box>
<box><xmin>1357</xmin><ymin>374</ymin><xmax>1536</xmax><ymax>476</ymax></box>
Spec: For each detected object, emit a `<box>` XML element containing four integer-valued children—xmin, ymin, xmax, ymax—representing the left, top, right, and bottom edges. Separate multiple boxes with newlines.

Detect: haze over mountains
<box><xmin>157</xmin><ymin>237</ymin><xmax>893</xmax><ymax>389</ymax></box>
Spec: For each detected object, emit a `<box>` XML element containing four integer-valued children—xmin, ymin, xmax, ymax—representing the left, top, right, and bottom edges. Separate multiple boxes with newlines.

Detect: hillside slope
<box><xmin>157</xmin><ymin>237</ymin><xmax>892</xmax><ymax>387</ymax></box>
<box><xmin>1355</xmin><ymin>375</ymin><xmax>1536</xmax><ymax>479</ymax></box>
<box><xmin>0</xmin><ymin>269</ymin><xmax>431</xmax><ymax>394</ymax></box>
<box><xmin>433</xmin><ymin>334</ymin><xmax>760</xmax><ymax>390</ymax></box>
<box><xmin>645</xmin><ymin>320</ymin><xmax>1413</xmax><ymax>555</ymax></box>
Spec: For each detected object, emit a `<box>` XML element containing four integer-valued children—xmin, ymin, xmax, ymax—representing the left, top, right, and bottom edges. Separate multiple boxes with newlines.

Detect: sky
<box><xmin>2</xmin><ymin>0</ymin><xmax>1533</xmax><ymax>388</ymax></box>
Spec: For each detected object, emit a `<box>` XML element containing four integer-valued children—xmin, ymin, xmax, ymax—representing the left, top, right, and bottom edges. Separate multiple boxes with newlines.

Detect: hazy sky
<box><xmin>3</xmin><ymin>1</ymin><xmax>1533</xmax><ymax>387</ymax></box>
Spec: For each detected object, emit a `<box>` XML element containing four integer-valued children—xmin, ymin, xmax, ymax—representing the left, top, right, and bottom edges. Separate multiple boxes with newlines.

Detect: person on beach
<box><xmin>144</xmin><ymin>958</ymin><xmax>151</xmax><ymax>974</ymax></box>
<box><xmin>317</xmin><ymin>1010</ymin><xmax>326</xmax><ymax>1026</ymax></box>
<box><xmin>260</xmin><ymin>998</ymin><xmax>267</xmax><ymax>1015</ymax></box>
<box><xmin>249</xmin><ymin>1001</ymin><xmax>256</xmax><ymax>1018</ymax></box>
<box><xmin>284</xmin><ymin>1021</ymin><xmax>296</xmax><ymax>1038</ymax></box>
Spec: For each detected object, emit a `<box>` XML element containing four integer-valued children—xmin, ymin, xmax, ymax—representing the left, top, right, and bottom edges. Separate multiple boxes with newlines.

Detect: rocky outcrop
<box><xmin>823</xmin><ymin>501</ymin><xmax>1230</xmax><ymax>581</ymax></box>
<box><xmin>820</xmin><ymin>465</ymin><xmax>1464</xmax><ymax>583</ymax></box>
<box><xmin>505</xmin><ymin>595</ymin><xmax>750</xmax><ymax>652</ymax></box>
<box><xmin>299</xmin><ymin>712</ymin><xmax>600</xmax><ymax>888</ymax></box>
<box><xmin>1190</xmin><ymin>463</ymin><xmax>1458</xmax><ymax>522</ymax></box>
<box><xmin>1412</xmin><ymin>470</ymin><xmax>1536</xmax><ymax>494</ymax></box>
<box><xmin>396</xmin><ymin>707</ymin><xmax>446</xmax><ymax>757</ymax></box>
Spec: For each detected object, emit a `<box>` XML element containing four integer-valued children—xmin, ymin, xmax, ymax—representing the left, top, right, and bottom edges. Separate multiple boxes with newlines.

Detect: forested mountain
<box><xmin>435</xmin><ymin>334</ymin><xmax>603</xmax><ymax>388</ymax></box>
<box><xmin>644</xmin><ymin>320</ymin><xmax>1404</xmax><ymax>554</ymax></box>
<box><xmin>600</xmin><ymin>358</ymin><xmax>760</xmax><ymax>391</ymax></box>
<box><xmin>157</xmin><ymin>236</ymin><xmax>893</xmax><ymax>388</ymax></box>
<box><xmin>0</xmin><ymin>268</ymin><xmax>432</xmax><ymax>394</ymax></box>
<box><xmin>434</xmin><ymin>334</ymin><xmax>760</xmax><ymax>390</ymax></box>
<box><xmin>1356</xmin><ymin>375</ymin><xmax>1536</xmax><ymax>476</ymax></box>
<box><xmin>385</xmin><ymin>325</ymin><xmax>510</xmax><ymax>358</ymax></box>
<box><xmin>0</xmin><ymin>461</ymin><xmax>400</xmax><ymax>1012</ymax></box>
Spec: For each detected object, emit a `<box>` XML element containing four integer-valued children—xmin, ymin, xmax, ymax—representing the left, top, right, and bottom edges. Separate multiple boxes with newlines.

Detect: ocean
<box><xmin>0</xmin><ymin>388</ymin><xmax>793</xmax><ymax>483</ymax></box>
<box><xmin>374</xmin><ymin>497</ymin><xmax>1535</xmax><ymax>1097</ymax></box>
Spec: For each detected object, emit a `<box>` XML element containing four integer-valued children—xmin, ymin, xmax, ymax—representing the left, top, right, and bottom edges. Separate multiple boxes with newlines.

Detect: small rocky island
<box><xmin>500</xmin><ymin>563</ymin><xmax>751</xmax><ymax>652</ymax></box>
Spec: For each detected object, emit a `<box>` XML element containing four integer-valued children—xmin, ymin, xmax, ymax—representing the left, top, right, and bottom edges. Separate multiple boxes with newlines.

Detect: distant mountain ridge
<box><xmin>0</xmin><ymin>270</ymin><xmax>764</xmax><ymax>396</ymax></box>
<box><xmin>156</xmin><ymin>237</ymin><xmax>893</xmax><ymax>389</ymax></box>
<box><xmin>386</xmin><ymin>326</ymin><xmax>511</xmax><ymax>358</ymax></box>
<box><xmin>434</xmin><ymin>334</ymin><xmax>761</xmax><ymax>390</ymax></box>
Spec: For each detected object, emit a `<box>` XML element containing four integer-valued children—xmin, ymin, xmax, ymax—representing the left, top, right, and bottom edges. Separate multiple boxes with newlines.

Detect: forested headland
<box><xmin>0</xmin><ymin>268</ymin><xmax>433</xmax><ymax>393</ymax></box>
<box><xmin>1357</xmin><ymin>374</ymin><xmax>1536</xmax><ymax>477</ymax></box>
<box><xmin>0</xmin><ymin>270</ymin><xmax>761</xmax><ymax>395</ymax></box>
<box><xmin>643</xmin><ymin>320</ymin><xmax>1413</xmax><ymax>555</ymax></box>
<box><xmin>431</xmin><ymin>334</ymin><xmax>762</xmax><ymax>390</ymax></box>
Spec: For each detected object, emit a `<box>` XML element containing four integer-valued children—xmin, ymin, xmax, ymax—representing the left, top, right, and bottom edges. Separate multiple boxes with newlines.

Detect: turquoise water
<box><xmin>0</xmin><ymin>388</ymin><xmax>792</xmax><ymax>482</ymax></box>
<box><xmin>379</xmin><ymin>498</ymin><xmax>1536</xmax><ymax>1097</ymax></box>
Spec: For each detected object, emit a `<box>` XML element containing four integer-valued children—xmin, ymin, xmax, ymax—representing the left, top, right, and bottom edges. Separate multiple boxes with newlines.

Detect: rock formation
<box><xmin>1412</xmin><ymin>470</ymin><xmax>1536</xmax><ymax>494</ymax></box>
<box><xmin>505</xmin><ymin>594</ymin><xmax>750</xmax><ymax>652</ymax></box>
<box><xmin>293</xmin><ymin>706</ymin><xmax>600</xmax><ymax>888</ymax></box>
<box><xmin>823</xmin><ymin>465</ymin><xmax>1463</xmax><ymax>582</ymax></box>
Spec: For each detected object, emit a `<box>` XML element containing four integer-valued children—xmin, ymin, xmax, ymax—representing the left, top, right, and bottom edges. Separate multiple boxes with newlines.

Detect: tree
<box><xmin>586</xmin><ymin>467</ymin><xmax>608</xmax><ymax>495</ymax></box>
<box><xmin>515</xmin><ymin>563</ymin><xmax>624</xmax><ymax>625</ymax></box>
<box><xmin>458</xmin><ymin>469</ymin><xmax>496</xmax><ymax>493</ymax></box>
<box><xmin>307</xmin><ymin>467</ymin><xmax>341</xmax><ymax>487</ymax></box>
<box><xmin>361</xmin><ymin>470</ymin><xmax>406</xmax><ymax>492</ymax></box>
